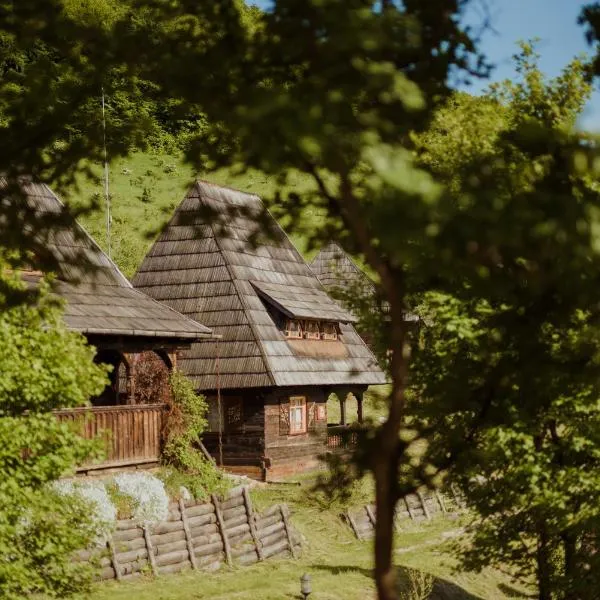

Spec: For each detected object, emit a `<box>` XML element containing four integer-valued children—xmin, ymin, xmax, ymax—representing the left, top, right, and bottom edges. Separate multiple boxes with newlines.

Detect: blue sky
<box><xmin>250</xmin><ymin>0</ymin><xmax>599</xmax><ymax>130</ymax></box>
<box><xmin>464</xmin><ymin>0</ymin><xmax>598</xmax><ymax>129</ymax></box>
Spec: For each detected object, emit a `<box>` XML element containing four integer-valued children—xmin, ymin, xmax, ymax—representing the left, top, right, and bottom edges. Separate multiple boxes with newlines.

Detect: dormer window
<box><xmin>303</xmin><ymin>320</ymin><xmax>321</xmax><ymax>340</ymax></box>
<box><xmin>321</xmin><ymin>322</ymin><xmax>338</xmax><ymax>341</ymax></box>
<box><xmin>285</xmin><ymin>319</ymin><xmax>303</xmax><ymax>339</ymax></box>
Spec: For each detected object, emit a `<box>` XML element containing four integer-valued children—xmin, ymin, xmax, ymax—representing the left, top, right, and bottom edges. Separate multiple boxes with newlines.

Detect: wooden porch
<box><xmin>54</xmin><ymin>404</ymin><xmax>166</xmax><ymax>471</ymax></box>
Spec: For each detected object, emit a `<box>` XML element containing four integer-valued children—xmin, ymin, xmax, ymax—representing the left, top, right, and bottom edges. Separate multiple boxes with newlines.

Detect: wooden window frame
<box><xmin>321</xmin><ymin>322</ymin><xmax>339</xmax><ymax>341</ymax></box>
<box><xmin>224</xmin><ymin>396</ymin><xmax>244</xmax><ymax>432</ymax></box>
<box><xmin>303</xmin><ymin>320</ymin><xmax>321</xmax><ymax>340</ymax></box>
<box><xmin>285</xmin><ymin>319</ymin><xmax>303</xmax><ymax>339</ymax></box>
<box><xmin>288</xmin><ymin>396</ymin><xmax>307</xmax><ymax>435</ymax></box>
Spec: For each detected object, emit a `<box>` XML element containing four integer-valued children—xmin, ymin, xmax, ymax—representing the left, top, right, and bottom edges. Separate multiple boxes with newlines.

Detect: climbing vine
<box><xmin>162</xmin><ymin>371</ymin><xmax>225</xmax><ymax>498</ymax></box>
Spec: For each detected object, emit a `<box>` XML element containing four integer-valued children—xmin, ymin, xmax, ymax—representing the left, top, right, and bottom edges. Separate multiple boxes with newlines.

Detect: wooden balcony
<box><xmin>54</xmin><ymin>403</ymin><xmax>166</xmax><ymax>471</ymax></box>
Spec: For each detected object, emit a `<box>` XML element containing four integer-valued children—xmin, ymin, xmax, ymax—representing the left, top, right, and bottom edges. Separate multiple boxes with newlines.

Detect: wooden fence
<box><xmin>74</xmin><ymin>486</ymin><xmax>301</xmax><ymax>581</ymax></box>
<box><xmin>345</xmin><ymin>487</ymin><xmax>465</xmax><ymax>541</ymax></box>
<box><xmin>54</xmin><ymin>404</ymin><xmax>165</xmax><ymax>471</ymax></box>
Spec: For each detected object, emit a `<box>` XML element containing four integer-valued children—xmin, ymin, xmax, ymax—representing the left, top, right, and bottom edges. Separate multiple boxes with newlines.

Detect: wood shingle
<box><xmin>133</xmin><ymin>181</ymin><xmax>386</xmax><ymax>390</ymax></box>
<box><xmin>10</xmin><ymin>180</ymin><xmax>212</xmax><ymax>341</ymax></box>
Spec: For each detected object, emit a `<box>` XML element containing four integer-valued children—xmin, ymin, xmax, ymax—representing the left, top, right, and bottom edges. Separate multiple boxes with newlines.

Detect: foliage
<box><xmin>407</xmin><ymin>47</ymin><xmax>600</xmax><ymax>600</ymax></box>
<box><xmin>0</xmin><ymin>268</ymin><xmax>109</xmax><ymax>599</ymax></box>
<box><xmin>133</xmin><ymin>351</ymin><xmax>172</xmax><ymax>405</ymax></box>
<box><xmin>53</xmin><ymin>479</ymin><xmax>117</xmax><ymax>542</ymax></box>
<box><xmin>397</xmin><ymin>568</ymin><xmax>434</xmax><ymax>600</ymax></box>
<box><xmin>162</xmin><ymin>370</ymin><xmax>225</xmax><ymax>499</ymax></box>
<box><xmin>113</xmin><ymin>472</ymin><xmax>170</xmax><ymax>527</ymax></box>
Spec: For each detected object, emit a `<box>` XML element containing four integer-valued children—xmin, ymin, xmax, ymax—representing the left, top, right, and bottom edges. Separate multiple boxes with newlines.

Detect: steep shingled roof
<box><xmin>133</xmin><ymin>181</ymin><xmax>386</xmax><ymax>390</ymax></box>
<box><xmin>10</xmin><ymin>180</ymin><xmax>212</xmax><ymax>340</ymax></box>
<box><xmin>309</xmin><ymin>242</ymin><xmax>376</xmax><ymax>296</ymax></box>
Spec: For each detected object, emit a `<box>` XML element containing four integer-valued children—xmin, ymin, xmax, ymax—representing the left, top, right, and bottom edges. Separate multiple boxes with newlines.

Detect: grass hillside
<box><xmin>65</xmin><ymin>152</ymin><xmax>321</xmax><ymax>278</ymax></box>
<box><xmin>76</xmin><ymin>480</ymin><xmax>530</xmax><ymax>600</ymax></box>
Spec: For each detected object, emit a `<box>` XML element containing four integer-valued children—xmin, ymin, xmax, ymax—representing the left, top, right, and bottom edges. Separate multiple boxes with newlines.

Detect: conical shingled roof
<box><xmin>11</xmin><ymin>179</ymin><xmax>212</xmax><ymax>340</ymax></box>
<box><xmin>133</xmin><ymin>181</ymin><xmax>386</xmax><ymax>390</ymax></box>
<box><xmin>310</xmin><ymin>242</ymin><xmax>376</xmax><ymax>296</ymax></box>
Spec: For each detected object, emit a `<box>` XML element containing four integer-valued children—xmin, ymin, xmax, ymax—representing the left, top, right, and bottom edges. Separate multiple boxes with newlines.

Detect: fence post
<box><xmin>243</xmin><ymin>487</ymin><xmax>264</xmax><ymax>561</ymax></box>
<box><xmin>143</xmin><ymin>526</ymin><xmax>158</xmax><ymax>576</ymax></box>
<box><xmin>212</xmin><ymin>493</ymin><xmax>232</xmax><ymax>566</ymax></box>
<box><xmin>179</xmin><ymin>498</ymin><xmax>198</xmax><ymax>570</ymax></box>
<box><xmin>416</xmin><ymin>491</ymin><xmax>431</xmax><ymax>520</ymax></box>
<box><xmin>107</xmin><ymin>537</ymin><xmax>122</xmax><ymax>581</ymax></box>
<box><xmin>280</xmin><ymin>504</ymin><xmax>298</xmax><ymax>559</ymax></box>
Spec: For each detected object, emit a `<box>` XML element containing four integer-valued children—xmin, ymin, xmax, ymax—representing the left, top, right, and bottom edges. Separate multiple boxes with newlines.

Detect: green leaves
<box><xmin>0</xmin><ymin>271</ymin><xmax>108</xmax><ymax>598</ymax></box>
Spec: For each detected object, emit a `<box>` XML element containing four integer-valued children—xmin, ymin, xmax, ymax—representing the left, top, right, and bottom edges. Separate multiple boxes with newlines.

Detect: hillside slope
<box><xmin>66</xmin><ymin>152</ymin><xmax>320</xmax><ymax>277</ymax></box>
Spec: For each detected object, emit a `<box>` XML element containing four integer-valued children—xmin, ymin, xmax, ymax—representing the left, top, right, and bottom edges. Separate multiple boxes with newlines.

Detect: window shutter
<box><xmin>279</xmin><ymin>399</ymin><xmax>290</xmax><ymax>435</ymax></box>
<box><xmin>307</xmin><ymin>401</ymin><xmax>317</xmax><ymax>431</ymax></box>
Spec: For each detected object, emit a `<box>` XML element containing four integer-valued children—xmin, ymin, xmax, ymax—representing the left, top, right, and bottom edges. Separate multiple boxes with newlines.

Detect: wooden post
<box><xmin>143</xmin><ymin>526</ymin><xmax>157</xmax><ymax>575</ymax></box>
<box><xmin>280</xmin><ymin>504</ymin><xmax>298</xmax><ymax>559</ymax></box>
<box><xmin>212</xmin><ymin>494</ymin><xmax>232</xmax><ymax>566</ymax></box>
<box><xmin>179</xmin><ymin>498</ymin><xmax>198</xmax><ymax>570</ymax></box>
<box><xmin>356</xmin><ymin>391</ymin><xmax>364</xmax><ymax>424</ymax></box>
<box><xmin>339</xmin><ymin>393</ymin><xmax>346</xmax><ymax>426</ymax></box>
<box><xmin>404</xmin><ymin>496</ymin><xmax>415</xmax><ymax>520</ymax></box>
<box><xmin>365</xmin><ymin>504</ymin><xmax>377</xmax><ymax>527</ymax></box>
<box><xmin>122</xmin><ymin>352</ymin><xmax>136</xmax><ymax>405</ymax></box>
<box><xmin>346</xmin><ymin>511</ymin><xmax>363</xmax><ymax>541</ymax></box>
<box><xmin>416</xmin><ymin>491</ymin><xmax>431</xmax><ymax>520</ymax></box>
<box><xmin>107</xmin><ymin>537</ymin><xmax>122</xmax><ymax>581</ymax></box>
<box><xmin>243</xmin><ymin>487</ymin><xmax>264</xmax><ymax>561</ymax></box>
<box><xmin>435</xmin><ymin>490</ymin><xmax>447</xmax><ymax>513</ymax></box>
<box><xmin>199</xmin><ymin>439</ymin><xmax>217</xmax><ymax>466</ymax></box>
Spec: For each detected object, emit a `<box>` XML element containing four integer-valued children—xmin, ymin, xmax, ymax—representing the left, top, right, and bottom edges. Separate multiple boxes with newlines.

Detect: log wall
<box><xmin>263</xmin><ymin>387</ymin><xmax>328</xmax><ymax>478</ymax></box>
<box><xmin>75</xmin><ymin>486</ymin><xmax>301</xmax><ymax>582</ymax></box>
<box><xmin>345</xmin><ymin>487</ymin><xmax>466</xmax><ymax>541</ymax></box>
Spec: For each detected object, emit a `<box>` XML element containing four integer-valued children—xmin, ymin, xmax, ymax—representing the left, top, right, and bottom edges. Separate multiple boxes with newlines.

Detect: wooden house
<box><xmin>12</xmin><ymin>180</ymin><xmax>214</xmax><ymax>471</ymax></box>
<box><xmin>310</xmin><ymin>242</ymin><xmax>379</xmax><ymax>301</ymax></box>
<box><xmin>310</xmin><ymin>242</ymin><xmax>419</xmax><ymax>347</ymax></box>
<box><xmin>133</xmin><ymin>181</ymin><xmax>386</xmax><ymax>479</ymax></box>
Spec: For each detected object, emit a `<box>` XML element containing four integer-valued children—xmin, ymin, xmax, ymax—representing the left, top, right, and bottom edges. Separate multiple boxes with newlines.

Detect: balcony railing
<box><xmin>54</xmin><ymin>403</ymin><xmax>166</xmax><ymax>470</ymax></box>
<box><xmin>326</xmin><ymin>424</ymin><xmax>360</xmax><ymax>450</ymax></box>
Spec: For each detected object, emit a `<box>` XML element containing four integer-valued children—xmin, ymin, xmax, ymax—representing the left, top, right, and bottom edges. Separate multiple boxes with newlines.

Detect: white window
<box><xmin>289</xmin><ymin>396</ymin><xmax>307</xmax><ymax>434</ymax></box>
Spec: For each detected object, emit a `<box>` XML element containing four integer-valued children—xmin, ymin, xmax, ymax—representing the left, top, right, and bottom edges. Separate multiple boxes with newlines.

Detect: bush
<box><xmin>162</xmin><ymin>371</ymin><xmax>226</xmax><ymax>499</ymax></box>
<box><xmin>0</xmin><ymin>272</ymin><xmax>109</xmax><ymax>599</ymax></box>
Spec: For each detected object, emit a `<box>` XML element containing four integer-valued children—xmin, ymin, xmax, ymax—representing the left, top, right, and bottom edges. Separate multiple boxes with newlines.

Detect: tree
<box><xmin>140</xmin><ymin>5</ymin><xmax>600</xmax><ymax>598</ymax></box>
<box><xmin>138</xmin><ymin>2</ymin><xmax>488</xmax><ymax>598</ymax></box>
<box><xmin>0</xmin><ymin>269</ymin><xmax>109</xmax><ymax>598</ymax></box>
<box><xmin>409</xmin><ymin>47</ymin><xmax>600</xmax><ymax>600</ymax></box>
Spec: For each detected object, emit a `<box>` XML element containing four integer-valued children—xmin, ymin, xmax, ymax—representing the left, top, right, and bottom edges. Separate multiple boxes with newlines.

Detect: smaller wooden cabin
<box><xmin>14</xmin><ymin>180</ymin><xmax>214</xmax><ymax>471</ymax></box>
<box><xmin>134</xmin><ymin>181</ymin><xmax>386</xmax><ymax>479</ymax></box>
<box><xmin>310</xmin><ymin>242</ymin><xmax>419</xmax><ymax>349</ymax></box>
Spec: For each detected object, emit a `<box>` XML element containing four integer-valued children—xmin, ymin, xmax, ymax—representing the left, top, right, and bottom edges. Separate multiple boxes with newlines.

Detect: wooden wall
<box><xmin>74</xmin><ymin>486</ymin><xmax>301</xmax><ymax>581</ymax></box>
<box><xmin>264</xmin><ymin>387</ymin><xmax>328</xmax><ymax>479</ymax></box>
<box><xmin>203</xmin><ymin>392</ymin><xmax>266</xmax><ymax>478</ymax></box>
<box><xmin>54</xmin><ymin>404</ymin><xmax>165</xmax><ymax>471</ymax></box>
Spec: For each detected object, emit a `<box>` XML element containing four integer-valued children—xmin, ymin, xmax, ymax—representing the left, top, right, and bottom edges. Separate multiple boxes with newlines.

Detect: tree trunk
<box><xmin>373</xmin><ymin>434</ymin><xmax>400</xmax><ymax>600</ymax></box>
<box><xmin>536</xmin><ymin>522</ymin><xmax>553</xmax><ymax>600</ymax></box>
<box><xmin>372</xmin><ymin>308</ymin><xmax>410</xmax><ymax>600</ymax></box>
<box><xmin>561</xmin><ymin>530</ymin><xmax>577</xmax><ymax>599</ymax></box>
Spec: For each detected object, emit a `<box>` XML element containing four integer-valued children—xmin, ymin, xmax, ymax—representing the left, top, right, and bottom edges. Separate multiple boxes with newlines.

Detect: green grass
<box><xmin>327</xmin><ymin>385</ymin><xmax>391</xmax><ymax>425</ymax></box>
<box><xmin>65</xmin><ymin>151</ymin><xmax>320</xmax><ymax>278</ymax></box>
<box><xmin>76</xmin><ymin>479</ymin><xmax>531</xmax><ymax>600</ymax></box>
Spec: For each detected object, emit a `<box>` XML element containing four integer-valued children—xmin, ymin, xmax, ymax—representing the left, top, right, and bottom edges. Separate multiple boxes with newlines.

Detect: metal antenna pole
<box><xmin>101</xmin><ymin>88</ymin><xmax>111</xmax><ymax>259</ymax></box>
